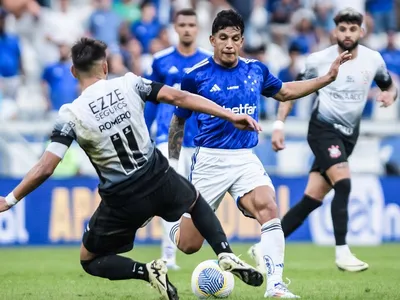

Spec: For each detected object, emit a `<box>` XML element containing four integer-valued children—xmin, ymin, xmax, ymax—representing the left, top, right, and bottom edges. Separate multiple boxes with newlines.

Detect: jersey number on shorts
<box><xmin>110</xmin><ymin>125</ymin><xmax>145</xmax><ymax>172</ymax></box>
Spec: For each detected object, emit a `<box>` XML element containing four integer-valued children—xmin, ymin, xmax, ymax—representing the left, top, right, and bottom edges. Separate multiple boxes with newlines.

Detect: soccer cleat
<box><xmin>218</xmin><ymin>252</ymin><xmax>264</xmax><ymax>287</ymax></box>
<box><xmin>335</xmin><ymin>254</ymin><xmax>369</xmax><ymax>272</ymax></box>
<box><xmin>146</xmin><ymin>259</ymin><xmax>179</xmax><ymax>300</ymax></box>
<box><xmin>248</xmin><ymin>243</ymin><xmax>267</xmax><ymax>274</ymax></box>
<box><xmin>265</xmin><ymin>282</ymin><xmax>300</xmax><ymax>298</ymax></box>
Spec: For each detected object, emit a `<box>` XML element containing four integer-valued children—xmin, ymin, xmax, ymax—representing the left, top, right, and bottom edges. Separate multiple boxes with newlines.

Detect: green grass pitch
<box><xmin>1</xmin><ymin>244</ymin><xmax>399</xmax><ymax>299</ymax></box>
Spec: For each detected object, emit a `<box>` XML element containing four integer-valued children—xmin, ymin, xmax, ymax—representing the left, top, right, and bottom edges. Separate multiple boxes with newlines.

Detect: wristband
<box><xmin>272</xmin><ymin>120</ymin><xmax>285</xmax><ymax>130</ymax></box>
<box><xmin>5</xmin><ymin>192</ymin><xmax>18</xmax><ymax>207</ymax></box>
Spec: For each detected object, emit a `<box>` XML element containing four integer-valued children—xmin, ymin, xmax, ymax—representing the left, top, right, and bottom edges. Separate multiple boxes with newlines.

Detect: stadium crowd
<box><xmin>0</xmin><ymin>0</ymin><xmax>399</xmax><ymax>122</ymax></box>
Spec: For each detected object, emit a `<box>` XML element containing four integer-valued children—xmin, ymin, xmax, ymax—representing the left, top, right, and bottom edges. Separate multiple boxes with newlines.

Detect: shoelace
<box><xmin>275</xmin><ymin>278</ymin><xmax>292</xmax><ymax>292</ymax></box>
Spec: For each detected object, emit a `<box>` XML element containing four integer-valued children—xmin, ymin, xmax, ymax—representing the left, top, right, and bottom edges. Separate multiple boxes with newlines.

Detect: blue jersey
<box><xmin>175</xmin><ymin>57</ymin><xmax>282</xmax><ymax>149</ymax></box>
<box><xmin>144</xmin><ymin>46</ymin><xmax>211</xmax><ymax>146</ymax></box>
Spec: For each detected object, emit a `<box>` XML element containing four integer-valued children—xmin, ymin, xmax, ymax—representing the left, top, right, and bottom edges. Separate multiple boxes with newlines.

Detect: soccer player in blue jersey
<box><xmin>144</xmin><ymin>8</ymin><xmax>211</xmax><ymax>270</ymax></box>
<box><xmin>167</xmin><ymin>9</ymin><xmax>351</xmax><ymax>298</ymax></box>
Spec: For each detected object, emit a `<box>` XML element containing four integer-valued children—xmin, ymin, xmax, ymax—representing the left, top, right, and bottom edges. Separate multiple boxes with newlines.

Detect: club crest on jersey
<box><xmin>328</xmin><ymin>145</ymin><xmax>341</xmax><ymax>158</ymax></box>
<box><xmin>361</xmin><ymin>70</ymin><xmax>370</xmax><ymax>84</ymax></box>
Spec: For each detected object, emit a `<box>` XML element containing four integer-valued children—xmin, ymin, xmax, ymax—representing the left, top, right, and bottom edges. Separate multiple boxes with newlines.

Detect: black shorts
<box><xmin>307</xmin><ymin>117</ymin><xmax>357</xmax><ymax>181</ymax></box>
<box><xmin>82</xmin><ymin>167</ymin><xmax>197</xmax><ymax>255</ymax></box>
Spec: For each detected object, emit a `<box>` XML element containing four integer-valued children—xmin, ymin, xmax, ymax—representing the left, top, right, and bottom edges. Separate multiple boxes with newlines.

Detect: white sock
<box><xmin>260</xmin><ymin>218</ymin><xmax>285</xmax><ymax>290</ymax></box>
<box><xmin>335</xmin><ymin>244</ymin><xmax>351</xmax><ymax>259</ymax></box>
<box><xmin>161</xmin><ymin>219</ymin><xmax>179</xmax><ymax>265</ymax></box>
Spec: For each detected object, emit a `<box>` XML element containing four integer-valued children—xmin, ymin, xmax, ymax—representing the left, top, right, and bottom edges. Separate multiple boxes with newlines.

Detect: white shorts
<box><xmin>189</xmin><ymin>147</ymin><xmax>275</xmax><ymax>218</ymax></box>
<box><xmin>177</xmin><ymin>146</ymin><xmax>195</xmax><ymax>178</ymax></box>
<box><xmin>157</xmin><ymin>143</ymin><xmax>194</xmax><ymax>174</ymax></box>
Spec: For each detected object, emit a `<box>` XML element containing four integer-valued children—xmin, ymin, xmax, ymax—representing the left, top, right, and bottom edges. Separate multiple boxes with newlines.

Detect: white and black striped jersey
<box><xmin>300</xmin><ymin>45</ymin><xmax>393</xmax><ymax>136</ymax></box>
<box><xmin>50</xmin><ymin>72</ymin><xmax>166</xmax><ymax>192</ymax></box>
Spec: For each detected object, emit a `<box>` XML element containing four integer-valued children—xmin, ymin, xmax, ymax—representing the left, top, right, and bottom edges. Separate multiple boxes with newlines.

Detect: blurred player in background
<box><xmin>0</xmin><ymin>37</ymin><xmax>265</xmax><ymax>300</ymax></box>
<box><xmin>168</xmin><ymin>9</ymin><xmax>351</xmax><ymax>298</ymax></box>
<box><xmin>260</xmin><ymin>8</ymin><xmax>398</xmax><ymax>273</ymax></box>
<box><xmin>144</xmin><ymin>8</ymin><xmax>211</xmax><ymax>270</ymax></box>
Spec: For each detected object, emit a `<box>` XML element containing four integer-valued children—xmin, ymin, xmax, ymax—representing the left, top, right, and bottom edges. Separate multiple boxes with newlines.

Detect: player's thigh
<box><xmin>308</xmin><ymin>135</ymin><xmax>350</xmax><ymax>183</ymax></box>
<box><xmin>231</xmin><ymin>153</ymin><xmax>276</xmax><ymax>219</ymax></box>
<box><xmin>177</xmin><ymin>146</ymin><xmax>195</xmax><ymax>179</ymax></box>
<box><xmin>304</xmin><ymin>171</ymin><xmax>333</xmax><ymax>201</ymax></box>
<box><xmin>82</xmin><ymin>200</ymin><xmax>151</xmax><ymax>256</ymax></box>
<box><xmin>190</xmin><ymin>148</ymin><xmax>232</xmax><ymax>212</ymax></box>
<box><xmin>154</xmin><ymin>167</ymin><xmax>198</xmax><ymax>222</ymax></box>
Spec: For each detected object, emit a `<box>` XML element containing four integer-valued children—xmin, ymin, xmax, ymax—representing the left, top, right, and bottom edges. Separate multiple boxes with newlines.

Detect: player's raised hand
<box><xmin>327</xmin><ymin>50</ymin><xmax>352</xmax><ymax>81</ymax></box>
<box><xmin>271</xmin><ymin>129</ymin><xmax>285</xmax><ymax>152</ymax></box>
<box><xmin>230</xmin><ymin>114</ymin><xmax>262</xmax><ymax>132</ymax></box>
<box><xmin>377</xmin><ymin>91</ymin><xmax>396</xmax><ymax>107</ymax></box>
<box><xmin>0</xmin><ymin>197</ymin><xmax>11</xmax><ymax>213</ymax></box>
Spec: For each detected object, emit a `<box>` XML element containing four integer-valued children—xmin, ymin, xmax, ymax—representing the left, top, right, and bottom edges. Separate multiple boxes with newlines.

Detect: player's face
<box><xmin>175</xmin><ymin>15</ymin><xmax>198</xmax><ymax>46</ymax></box>
<box><xmin>335</xmin><ymin>22</ymin><xmax>363</xmax><ymax>52</ymax></box>
<box><xmin>210</xmin><ymin>26</ymin><xmax>244</xmax><ymax>67</ymax></box>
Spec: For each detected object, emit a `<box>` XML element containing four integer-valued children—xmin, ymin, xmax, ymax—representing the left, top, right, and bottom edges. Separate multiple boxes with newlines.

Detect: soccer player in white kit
<box><xmin>0</xmin><ymin>37</ymin><xmax>266</xmax><ymax>300</ymax></box>
<box><xmin>167</xmin><ymin>9</ymin><xmax>352</xmax><ymax>298</ymax></box>
<box><xmin>255</xmin><ymin>8</ymin><xmax>398</xmax><ymax>273</ymax></box>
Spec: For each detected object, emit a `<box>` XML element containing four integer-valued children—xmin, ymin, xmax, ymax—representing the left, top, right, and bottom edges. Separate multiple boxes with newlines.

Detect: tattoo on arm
<box><xmin>168</xmin><ymin>115</ymin><xmax>185</xmax><ymax>160</ymax></box>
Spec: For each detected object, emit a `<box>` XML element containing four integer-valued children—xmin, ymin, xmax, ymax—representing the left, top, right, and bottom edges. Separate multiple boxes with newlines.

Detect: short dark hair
<box><xmin>334</xmin><ymin>8</ymin><xmax>363</xmax><ymax>26</ymax></box>
<box><xmin>140</xmin><ymin>0</ymin><xmax>153</xmax><ymax>10</ymax></box>
<box><xmin>174</xmin><ymin>8</ymin><xmax>197</xmax><ymax>22</ymax></box>
<box><xmin>212</xmin><ymin>9</ymin><xmax>245</xmax><ymax>36</ymax></box>
<box><xmin>71</xmin><ymin>38</ymin><xmax>107</xmax><ymax>72</ymax></box>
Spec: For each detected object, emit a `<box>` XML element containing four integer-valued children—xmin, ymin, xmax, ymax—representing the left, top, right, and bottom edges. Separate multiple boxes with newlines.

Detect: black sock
<box><xmin>190</xmin><ymin>194</ymin><xmax>233</xmax><ymax>255</ymax></box>
<box><xmin>81</xmin><ymin>255</ymin><xmax>149</xmax><ymax>281</ymax></box>
<box><xmin>281</xmin><ymin>194</ymin><xmax>322</xmax><ymax>238</ymax></box>
<box><xmin>331</xmin><ymin>179</ymin><xmax>351</xmax><ymax>246</ymax></box>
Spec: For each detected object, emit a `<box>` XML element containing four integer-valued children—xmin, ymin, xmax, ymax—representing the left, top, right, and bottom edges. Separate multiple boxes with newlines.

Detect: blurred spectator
<box><xmin>269</xmin><ymin>0</ymin><xmax>300</xmax><ymax>24</ymax></box>
<box><xmin>112</xmin><ymin>0</ymin><xmax>141</xmax><ymax>24</ymax></box>
<box><xmin>289</xmin><ymin>8</ymin><xmax>318</xmax><ymax>54</ymax></box>
<box><xmin>107</xmin><ymin>53</ymin><xmax>129</xmax><ymax>79</ymax></box>
<box><xmin>277</xmin><ymin>42</ymin><xmax>303</xmax><ymax>117</ymax></box>
<box><xmin>45</xmin><ymin>0</ymin><xmax>86</xmax><ymax>59</ymax></box>
<box><xmin>0</xmin><ymin>8</ymin><xmax>25</xmax><ymax>101</ymax></box>
<box><xmin>41</xmin><ymin>42</ymin><xmax>79</xmax><ymax>114</ymax></box>
<box><xmin>89</xmin><ymin>0</ymin><xmax>121</xmax><ymax>49</ymax></box>
<box><xmin>131</xmin><ymin>0</ymin><xmax>161</xmax><ymax>53</ymax></box>
<box><xmin>312</xmin><ymin>0</ymin><xmax>335</xmax><ymax>33</ymax></box>
<box><xmin>126</xmin><ymin>38</ymin><xmax>146</xmax><ymax>75</ymax></box>
<box><xmin>380</xmin><ymin>31</ymin><xmax>400</xmax><ymax>79</ymax></box>
<box><xmin>1</xmin><ymin>0</ymin><xmax>41</xmax><ymax>18</ymax></box>
<box><xmin>366</xmin><ymin>0</ymin><xmax>396</xmax><ymax>33</ymax></box>
<box><xmin>243</xmin><ymin>44</ymin><xmax>268</xmax><ymax>120</ymax></box>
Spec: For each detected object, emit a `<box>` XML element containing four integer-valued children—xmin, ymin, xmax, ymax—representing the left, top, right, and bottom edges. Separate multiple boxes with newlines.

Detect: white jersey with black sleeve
<box><xmin>49</xmin><ymin>72</ymin><xmax>168</xmax><ymax>194</ymax></box>
<box><xmin>301</xmin><ymin>45</ymin><xmax>393</xmax><ymax>137</ymax></box>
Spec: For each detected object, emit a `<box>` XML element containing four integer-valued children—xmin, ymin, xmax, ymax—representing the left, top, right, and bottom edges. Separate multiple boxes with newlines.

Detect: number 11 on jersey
<box><xmin>110</xmin><ymin>125</ymin><xmax>145</xmax><ymax>173</ymax></box>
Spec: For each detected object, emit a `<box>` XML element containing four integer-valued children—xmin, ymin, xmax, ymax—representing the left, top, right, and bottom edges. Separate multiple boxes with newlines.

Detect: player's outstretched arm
<box><xmin>156</xmin><ymin>85</ymin><xmax>262</xmax><ymax>132</ymax></box>
<box><xmin>0</xmin><ymin>151</ymin><xmax>61</xmax><ymax>212</ymax></box>
<box><xmin>273</xmin><ymin>51</ymin><xmax>352</xmax><ymax>102</ymax></box>
<box><xmin>168</xmin><ymin>115</ymin><xmax>185</xmax><ymax>160</ymax></box>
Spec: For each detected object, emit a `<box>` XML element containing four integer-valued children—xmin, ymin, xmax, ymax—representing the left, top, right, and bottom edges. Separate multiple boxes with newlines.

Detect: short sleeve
<box><xmin>374</xmin><ymin>52</ymin><xmax>393</xmax><ymax>90</ymax></box>
<box><xmin>259</xmin><ymin>62</ymin><xmax>283</xmax><ymax>97</ymax></box>
<box><xmin>126</xmin><ymin>72</ymin><xmax>164</xmax><ymax>102</ymax></box>
<box><xmin>297</xmin><ymin>54</ymin><xmax>318</xmax><ymax>81</ymax></box>
<box><xmin>50</xmin><ymin>105</ymin><xmax>77</xmax><ymax>147</ymax></box>
<box><xmin>174</xmin><ymin>71</ymin><xmax>196</xmax><ymax>119</ymax></box>
<box><xmin>42</xmin><ymin>66</ymin><xmax>50</xmax><ymax>82</ymax></box>
<box><xmin>146</xmin><ymin>59</ymin><xmax>163</xmax><ymax>82</ymax></box>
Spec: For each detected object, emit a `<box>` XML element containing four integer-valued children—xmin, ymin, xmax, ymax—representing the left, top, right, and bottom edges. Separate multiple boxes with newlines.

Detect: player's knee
<box><xmin>81</xmin><ymin>259</ymin><xmax>96</xmax><ymax>276</ymax></box>
<box><xmin>177</xmin><ymin>240</ymin><xmax>202</xmax><ymax>254</ymax></box>
<box><xmin>333</xmin><ymin>178</ymin><xmax>351</xmax><ymax>198</ymax></box>
<box><xmin>252</xmin><ymin>196</ymin><xmax>278</xmax><ymax>222</ymax></box>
